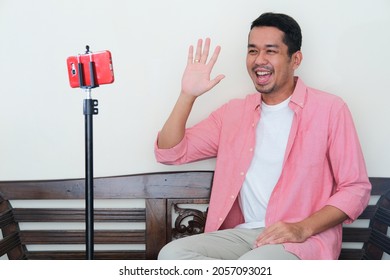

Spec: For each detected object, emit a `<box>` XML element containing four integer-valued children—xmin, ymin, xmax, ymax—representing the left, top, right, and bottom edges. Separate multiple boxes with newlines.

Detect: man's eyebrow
<box><xmin>247</xmin><ymin>43</ymin><xmax>280</xmax><ymax>48</ymax></box>
<box><xmin>265</xmin><ymin>44</ymin><xmax>280</xmax><ymax>48</ymax></box>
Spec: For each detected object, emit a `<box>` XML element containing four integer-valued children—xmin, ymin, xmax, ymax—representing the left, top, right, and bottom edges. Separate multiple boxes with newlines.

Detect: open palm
<box><xmin>181</xmin><ymin>38</ymin><xmax>225</xmax><ymax>97</ymax></box>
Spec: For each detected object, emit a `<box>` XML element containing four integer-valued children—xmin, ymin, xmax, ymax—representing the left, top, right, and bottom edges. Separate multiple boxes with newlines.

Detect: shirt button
<box><xmin>230</xmin><ymin>195</ymin><xmax>235</xmax><ymax>199</ymax></box>
<box><xmin>240</xmin><ymin>172</ymin><xmax>245</xmax><ymax>176</ymax></box>
<box><xmin>249</xmin><ymin>148</ymin><xmax>253</xmax><ymax>152</ymax></box>
<box><xmin>219</xmin><ymin>217</ymin><xmax>223</xmax><ymax>221</ymax></box>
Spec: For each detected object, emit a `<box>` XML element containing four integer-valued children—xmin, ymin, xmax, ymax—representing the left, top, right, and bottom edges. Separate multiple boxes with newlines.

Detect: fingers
<box><xmin>255</xmin><ymin>232</ymin><xmax>284</xmax><ymax>247</ymax></box>
<box><xmin>255</xmin><ymin>227</ymin><xmax>277</xmax><ymax>247</ymax></box>
<box><xmin>255</xmin><ymin>223</ymin><xmax>291</xmax><ymax>247</ymax></box>
<box><xmin>187</xmin><ymin>39</ymin><xmax>203</xmax><ymax>64</ymax></box>
<box><xmin>182</xmin><ymin>38</ymin><xmax>225</xmax><ymax>96</ymax></box>
<box><xmin>199</xmin><ymin>38</ymin><xmax>210</xmax><ymax>64</ymax></box>
<box><xmin>254</xmin><ymin>222</ymin><xmax>308</xmax><ymax>248</ymax></box>
<box><xmin>209</xmin><ymin>74</ymin><xmax>226</xmax><ymax>89</ymax></box>
<box><xmin>187</xmin><ymin>45</ymin><xmax>194</xmax><ymax>64</ymax></box>
<box><xmin>194</xmin><ymin>38</ymin><xmax>203</xmax><ymax>63</ymax></box>
<box><xmin>188</xmin><ymin>38</ymin><xmax>219</xmax><ymax>65</ymax></box>
<box><xmin>207</xmin><ymin>45</ymin><xmax>221</xmax><ymax>68</ymax></box>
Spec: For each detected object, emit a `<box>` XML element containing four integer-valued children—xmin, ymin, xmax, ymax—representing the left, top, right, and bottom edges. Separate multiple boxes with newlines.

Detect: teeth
<box><xmin>256</xmin><ymin>71</ymin><xmax>270</xmax><ymax>76</ymax></box>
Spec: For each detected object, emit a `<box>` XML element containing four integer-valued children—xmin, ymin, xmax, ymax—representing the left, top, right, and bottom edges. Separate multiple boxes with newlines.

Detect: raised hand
<box><xmin>157</xmin><ymin>38</ymin><xmax>225</xmax><ymax>149</ymax></box>
<box><xmin>181</xmin><ymin>38</ymin><xmax>225</xmax><ymax>98</ymax></box>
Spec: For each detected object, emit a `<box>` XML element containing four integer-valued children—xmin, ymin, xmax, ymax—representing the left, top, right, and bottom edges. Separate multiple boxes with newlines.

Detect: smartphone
<box><xmin>66</xmin><ymin>50</ymin><xmax>114</xmax><ymax>88</ymax></box>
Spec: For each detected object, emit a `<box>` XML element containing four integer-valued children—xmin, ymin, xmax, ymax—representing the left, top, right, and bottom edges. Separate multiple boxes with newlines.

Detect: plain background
<box><xmin>0</xmin><ymin>0</ymin><xmax>389</xmax><ymax>180</ymax></box>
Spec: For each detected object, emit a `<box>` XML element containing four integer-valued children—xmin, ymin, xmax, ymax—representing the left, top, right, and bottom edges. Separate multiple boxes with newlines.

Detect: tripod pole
<box><xmin>83</xmin><ymin>89</ymin><xmax>98</xmax><ymax>260</ymax></box>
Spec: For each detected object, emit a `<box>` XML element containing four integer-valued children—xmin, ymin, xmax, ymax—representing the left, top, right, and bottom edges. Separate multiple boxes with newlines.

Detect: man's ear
<box><xmin>292</xmin><ymin>51</ymin><xmax>303</xmax><ymax>70</ymax></box>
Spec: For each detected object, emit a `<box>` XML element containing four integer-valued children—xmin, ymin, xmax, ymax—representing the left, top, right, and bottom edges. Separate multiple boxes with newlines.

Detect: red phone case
<box><xmin>67</xmin><ymin>50</ymin><xmax>114</xmax><ymax>88</ymax></box>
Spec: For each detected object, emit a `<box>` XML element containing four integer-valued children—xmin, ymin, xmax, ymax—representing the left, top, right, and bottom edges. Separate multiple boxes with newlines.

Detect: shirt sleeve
<box><xmin>154</xmin><ymin>104</ymin><xmax>226</xmax><ymax>165</ymax></box>
<box><xmin>326</xmin><ymin>103</ymin><xmax>371</xmax><ymax>223</ymax></box>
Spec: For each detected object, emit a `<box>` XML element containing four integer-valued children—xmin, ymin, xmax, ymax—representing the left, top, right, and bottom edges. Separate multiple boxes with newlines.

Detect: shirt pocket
<box><xmin>288</xmin><ymin>130</ymin><xmax>327</xmax><ymax>167</ymax></box>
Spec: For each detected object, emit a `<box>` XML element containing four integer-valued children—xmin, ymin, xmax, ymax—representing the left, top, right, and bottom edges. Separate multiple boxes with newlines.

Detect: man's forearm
<box><xmin>297</xmin><ymin>205</ymin><xmax>348</xmax><ymax>238</ymax></box>
<box><xmin>157</xmin><ymin>93</ymin><xmax>197</xmax><ymax>149</ymax></box>
<box><xmin>255</xmin><ymin>205</ymin><xmax>348</xmax><ymax>246</ymax></box>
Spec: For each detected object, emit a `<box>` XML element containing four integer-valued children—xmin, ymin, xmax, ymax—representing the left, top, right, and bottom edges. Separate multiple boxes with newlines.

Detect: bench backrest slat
<box><xmin>25</xmin><ymin>251</ymin><xmax>145</xmax><ymax>260</ymax></box>
<box><xmin>12</xmin><ymin>208</ymin><xmax>146</xmax><ymax>222</ymax></box>
<box><xmin>0</xmin><ymin>172</ymin><xmax>213</xmax><ymax>200</ymax></box>
<box><xmin>19</xmin><ymin>230</ymin><xmax>145</xmax><ymax>244</ymax></box>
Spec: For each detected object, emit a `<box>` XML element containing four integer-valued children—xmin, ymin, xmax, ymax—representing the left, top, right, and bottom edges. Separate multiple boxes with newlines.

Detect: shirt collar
<box><xmin>254</xmin><ymin>76</ymin><xmax>307</xmax><ymax>111</ymax></box>
<box><xmin>289</xmin><ymin>76</ymin><xmax>306</xmax><ymax>109</ymax></box>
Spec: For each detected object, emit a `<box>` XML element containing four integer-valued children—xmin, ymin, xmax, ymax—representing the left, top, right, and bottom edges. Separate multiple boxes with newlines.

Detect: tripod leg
<box><xmin>83</xmin><ymin>98</ymin><xmax>98</xmax><ymax>260</ymax></box>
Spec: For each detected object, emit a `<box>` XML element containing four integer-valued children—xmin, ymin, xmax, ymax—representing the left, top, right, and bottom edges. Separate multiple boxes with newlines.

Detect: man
<box><xmin>154</xmin><ymin>12</ymin><xmax>371</xmax><ymax>259</ymax></box>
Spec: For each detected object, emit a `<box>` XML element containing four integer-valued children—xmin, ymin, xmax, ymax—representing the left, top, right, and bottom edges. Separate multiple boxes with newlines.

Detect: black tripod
<box><xmin>78</xmin><ymin>46</ymin><xmax>99</xmax><ymax>260</ymax></box>
<box><xmin>84</xmin><ymin>95</ymin><xmax>98</xmax><ymax>260</ymax></box>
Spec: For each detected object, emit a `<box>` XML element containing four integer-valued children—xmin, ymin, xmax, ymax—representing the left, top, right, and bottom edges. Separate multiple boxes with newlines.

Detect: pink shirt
<box><xmin>155</xmin><ymin>77</ymin><xmax>371</xmax><ymax>259</ymax></box>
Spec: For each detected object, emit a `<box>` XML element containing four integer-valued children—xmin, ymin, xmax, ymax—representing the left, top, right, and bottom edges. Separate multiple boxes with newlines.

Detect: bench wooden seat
<box><xmin>0</xmin><ymin>171</ymin><xmax>389</xmax><ymax>260</ymax></box>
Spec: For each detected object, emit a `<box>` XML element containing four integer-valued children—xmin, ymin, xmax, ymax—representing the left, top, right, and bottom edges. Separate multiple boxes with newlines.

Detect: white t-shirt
<box><xmin>237</xmin><ymin>97</ymin><xmax>294</xmax><ymax>229</ymax></box>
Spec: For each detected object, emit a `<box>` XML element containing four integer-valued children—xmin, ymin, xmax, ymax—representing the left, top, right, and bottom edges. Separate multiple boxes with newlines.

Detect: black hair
<box><xmin>251</xmin><ymin>12</ymin><xmax>302</xmax><ymax>57</ymax></box>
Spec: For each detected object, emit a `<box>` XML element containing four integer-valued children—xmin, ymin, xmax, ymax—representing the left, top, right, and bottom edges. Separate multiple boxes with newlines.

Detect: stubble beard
<box><xmin>255</xmin><ymin>83</ymin><xmax>276</xmax><ymax>95</ymax></box>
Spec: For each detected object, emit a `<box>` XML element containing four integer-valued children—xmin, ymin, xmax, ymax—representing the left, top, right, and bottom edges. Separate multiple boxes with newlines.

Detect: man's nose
<box><xmin>255</xmin><ymin>52</ymin><xmax>268</xmax><ymax>65</ymax></box>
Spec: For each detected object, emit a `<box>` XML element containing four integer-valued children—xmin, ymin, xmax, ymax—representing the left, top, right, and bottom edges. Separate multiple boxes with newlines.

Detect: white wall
<box><xmin>0</xmin><ymin>0</ymin><xmax>389</xmax><ymax>180</ymax></box>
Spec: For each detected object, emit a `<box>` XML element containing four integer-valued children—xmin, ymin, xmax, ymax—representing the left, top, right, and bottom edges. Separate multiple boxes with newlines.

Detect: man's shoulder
<box><xmin>306</xmin><ymin>86</ymin><xmax>345</xmax><ymax>106</ymax></box>
<box><xmin>210</xmin><ymin>93</ymin><xmax>259</xmax><ymax>120</ymax></box>
<box><xmin>300</xmin><ymin>86</ymin><xmax>349</xmax><ymax>119</ymax></box>
<box><xmin>296</xmin><ymin>78</ymin><xmax>344</xmax><ymax>104</ymax></box>
<box><xmin>224</xmin><ymin>93</ymin><xmax>260</xmax><ymax>107</ymax></box>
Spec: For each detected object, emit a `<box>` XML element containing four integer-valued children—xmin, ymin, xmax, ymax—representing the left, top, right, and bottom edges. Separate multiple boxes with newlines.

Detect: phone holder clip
<box><xmin>78</xmin><ymin>45</ymin><xmax>98</xmax><ymax>89</ymax></box>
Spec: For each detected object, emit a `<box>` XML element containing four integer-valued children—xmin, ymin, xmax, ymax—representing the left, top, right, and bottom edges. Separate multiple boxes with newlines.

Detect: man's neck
<box><xmin>261</xmin><ymin>77</ymin><xmax>297</xmax><ymax>105</ymax></box>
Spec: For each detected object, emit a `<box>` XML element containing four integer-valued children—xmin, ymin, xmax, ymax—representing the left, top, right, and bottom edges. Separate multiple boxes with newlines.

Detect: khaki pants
<box><xmin>158</xmin><ymin>228</ymin><xmax>299</xmax><ymax>260</ymax></box>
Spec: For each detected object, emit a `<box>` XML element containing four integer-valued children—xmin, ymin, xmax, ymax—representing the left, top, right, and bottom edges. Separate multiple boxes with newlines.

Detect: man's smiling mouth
<box><xmin>256</xmin><ymin>71</ymin><xmax>271</xmax><ymax>76</ymax></box>
<box><xmin>255</xmin><ymin>70</ymin><xmax>272</xmax><ymax>85</ymax></box>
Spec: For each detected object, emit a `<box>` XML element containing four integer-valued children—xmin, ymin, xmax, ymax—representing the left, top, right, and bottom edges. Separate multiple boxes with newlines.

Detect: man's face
<box><xmin>246</xmin><ymin>26</ymin><xmax>301</xmax><ymax>103</ymax></box>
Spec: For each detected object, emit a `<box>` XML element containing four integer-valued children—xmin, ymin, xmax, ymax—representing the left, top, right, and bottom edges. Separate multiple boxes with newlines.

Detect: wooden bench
<box><xmin>0</xmin><ymin>171</ymin><xmax>389</xmax><ymax>260</ymax></box>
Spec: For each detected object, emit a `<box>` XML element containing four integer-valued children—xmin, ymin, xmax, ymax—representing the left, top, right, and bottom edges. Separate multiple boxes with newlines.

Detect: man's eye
<box><xmin>248</xmin><ymin>49</ymin><xmax>258</xmax><ymax>54</ymax></box>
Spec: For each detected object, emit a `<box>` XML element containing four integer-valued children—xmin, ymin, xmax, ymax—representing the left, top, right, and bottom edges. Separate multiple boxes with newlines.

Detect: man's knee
<box><xmin>158</xmin><ymin>235</ymin><xmax>209</xmax><ymax>260</ymax></box>
<box><xmin>158</xmin><ymin>241</ymin><xmax>179</xmax><ymax>260</ymax></box>
<box><xmin>158</xmin><ymin>237</ymin><xmax>196</xmax><ymax>260</ymax></box>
